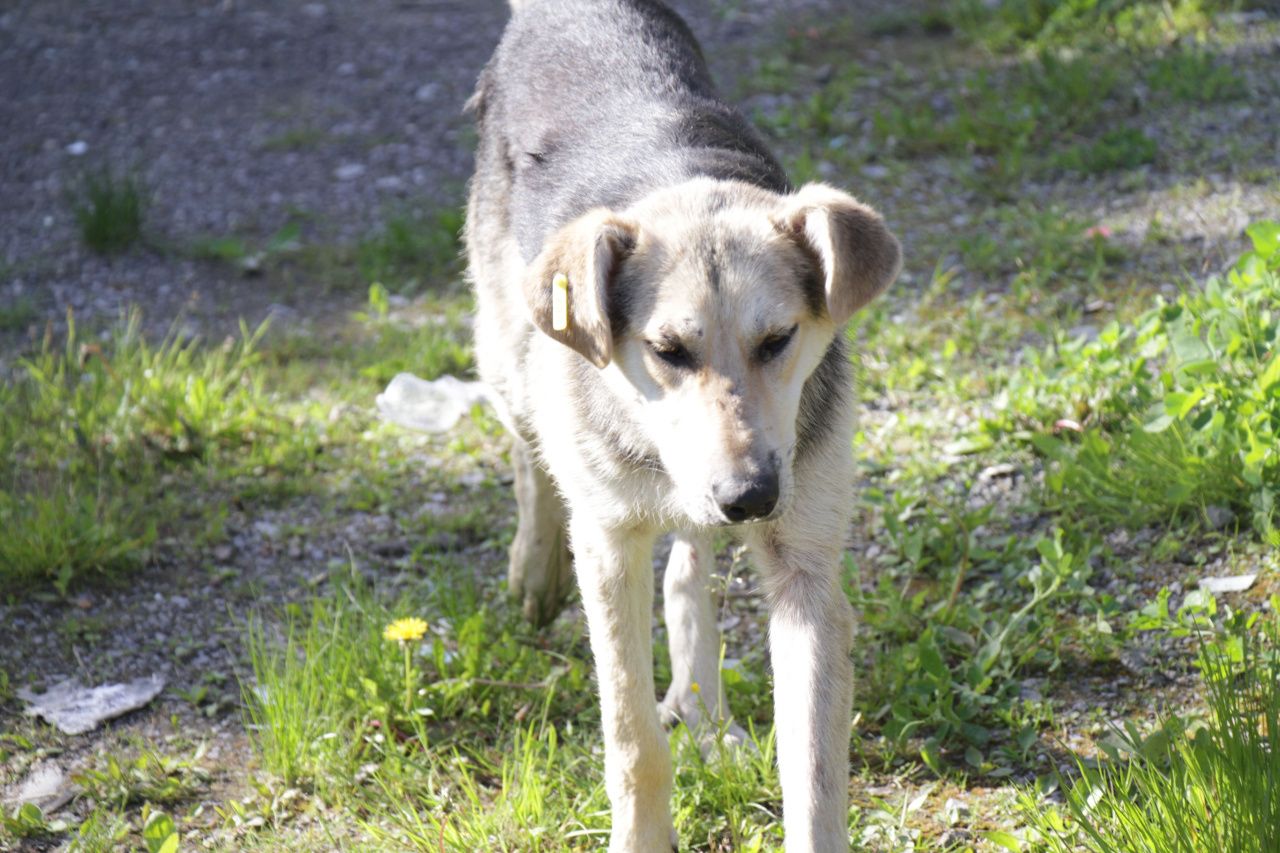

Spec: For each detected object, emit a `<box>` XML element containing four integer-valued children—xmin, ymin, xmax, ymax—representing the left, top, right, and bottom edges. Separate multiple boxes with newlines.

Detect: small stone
<box><xmin>978</xmin><ymin>463</ymin><xmax>1016</xmax><ymax>482</ymax></box>
<box><xmin>1205</xmin><ymin>505</ymin><xmax>1233</xmax><ymax>530</ymax></box>
<box><xmin>414</xmin><ymin>83</ymin><xmax>439</xmax><ymax>102</ymax></box>
<box><xmin>337</xmin><ymin>61</ymin><xmax>356</xmax><ymax>76</ymax></box>
<box><xmin>240</xmin><ymin>253</ymin><xmax>264</xmax><ymax>275</ymax></box>
<box><xmin>334</xmin><ymin>162</ymin><xmax>365</xmax><ymax>180</ymax></box>
<box><xmin>943</xmin><ymin>797</ymin><xmax>970</xmax><ymax>820</ymax></box>
<box><xmin>66</xmin><ymin>140</ymin><xmax>88</xmax><ymax>156</ymax></box>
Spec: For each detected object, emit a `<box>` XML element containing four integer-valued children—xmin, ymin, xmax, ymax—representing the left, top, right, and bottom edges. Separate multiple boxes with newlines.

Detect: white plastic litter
<box><xmin>377</xmin><ymin>372</ymin><xmax>490</xmax><ymax>433</ymax></box>
<box><xmin>1</xmin><ymin>761</ymin><xmax>74</xmax><ymax>814</ymax></box>
<box><xmin>18</xmin><ymin>675</ymin><xmax>166</xmax><ymax>735</ymax></box>
<box><xmin>1199</xmin><ymin>573</ymin><xmax>1258</xmax><ymax>594</ymax></box>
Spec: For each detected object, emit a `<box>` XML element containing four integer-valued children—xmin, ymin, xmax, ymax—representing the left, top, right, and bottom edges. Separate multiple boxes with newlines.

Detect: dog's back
<box><xmin>471</xmin><ymin>0</ymin><xmax>788</xmax><ymax>263</ymax></box>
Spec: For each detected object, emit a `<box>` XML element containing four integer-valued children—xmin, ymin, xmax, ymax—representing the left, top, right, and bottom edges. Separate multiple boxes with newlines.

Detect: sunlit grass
<box><xmin>1022</xmin><ymin>599</ymin><xmax>1280</xmax><ymax>852</ymax></box>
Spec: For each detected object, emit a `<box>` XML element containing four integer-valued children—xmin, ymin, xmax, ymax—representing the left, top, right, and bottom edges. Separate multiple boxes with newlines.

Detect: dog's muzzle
<box><xmin>713</xmin><ymin>470</ymin><xmax>779</xmax><ymax>523</ymax></box>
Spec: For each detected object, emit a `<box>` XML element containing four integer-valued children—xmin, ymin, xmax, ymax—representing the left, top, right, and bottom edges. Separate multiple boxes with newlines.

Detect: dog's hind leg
<box><xmin>573</xmin><ymin>520</ymin><xmax>677</xmax><ymax>852</ymax></box>
<box><xmin>508</xmin><ymin>440</ymin><xmax>574</xmax><ymax>628</ymax></box>
<box><xmin>658</xmin><ymin>532</ymin><xmax>748</xmax><ymax>752</ymax></box>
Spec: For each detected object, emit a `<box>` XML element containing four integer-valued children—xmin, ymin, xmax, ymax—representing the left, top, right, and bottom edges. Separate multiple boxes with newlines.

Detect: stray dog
<box><xmin>466</xmin><ymin>1</ymin><xmax>900</xmax><ymax>849</ymax></box>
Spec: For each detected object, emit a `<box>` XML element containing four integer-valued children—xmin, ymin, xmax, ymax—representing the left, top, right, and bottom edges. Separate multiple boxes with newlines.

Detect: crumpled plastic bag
<box><xmin>1</xmin><ymin>761</ymin><xmax>74</xmax><ymax>814</ymax></box>
<box><xmin>376</xmin><ymin>372</ymin><xmax>491</xmax><ymax>433</ymax></box>
<box><xmin>18</xmin><ymin>675</ymin><xmax>166</xmax><ymax>735</ymax></box>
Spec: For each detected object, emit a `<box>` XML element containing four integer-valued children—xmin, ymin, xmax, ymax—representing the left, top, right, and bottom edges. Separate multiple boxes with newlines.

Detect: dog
<box><xmin>465</xmin><ymin>1</ymin><xmax>900</xmax><ymax>849</ymax></box>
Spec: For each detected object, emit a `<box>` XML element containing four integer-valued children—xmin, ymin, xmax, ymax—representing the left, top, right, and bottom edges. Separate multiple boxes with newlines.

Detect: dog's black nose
<box><xmin>715</xmin><ymin>473</ymin><xmax>779</xmax><ymax>523</ymax></box>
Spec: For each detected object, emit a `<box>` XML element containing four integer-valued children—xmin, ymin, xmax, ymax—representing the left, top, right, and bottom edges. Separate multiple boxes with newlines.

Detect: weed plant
<box><xmin>947</xmin><ymin>0</ymin><xmax>1229</xmax><ymax>53</ymax></box>
<box><xmin>71</xmin><ymin>169</ymin><xmax>145</xmax><ymax>254</ymax></box>
<box><xmin>0</xmin><ymin>310</ymin><xmax>301</xmax><ymax>591</ymax></box>
<box><xmin>988</xmin><ymin>221</ymin><xmax>1280</xmax><ymax>536</ymax></box>
<box><xmin>1023</xmin><ymin>595</ymin><xmax>1280</xmax><ymax>852</ymax></box>
<box><xmin>356</xmin><ymin>207</ymin><xmax>465</xmax><ymax>294</ymax></box>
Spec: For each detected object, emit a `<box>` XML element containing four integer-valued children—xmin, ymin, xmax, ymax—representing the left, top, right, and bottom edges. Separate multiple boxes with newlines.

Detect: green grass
<box><xmin>946</xmin><ymin>0</ymin><xmax>1230</xmax><ymax>53</ymax></box>
<box><xmin>984</xmin><ymin>221</ymin><xmax>1280</xmax><ymax>537</ymax></box>
<box><xmin>1147</xmin><ymin>46</ymin><xmax>1249</xmax><ymax>103</ymax></box>
<box><xmin>236</xmin><ymin>561</ymin><xmax>819</xmax><ymax>849</ymax></box>
<box><xmin>0</xmin><ymin>311</ymin><xmax>277</xmax><ymax>591</ymax></box>
<box><xmin>0</xmin><ymin>282</ymin><xmax>480</xmax><ymax>595</ymax></box>
<box><xmin>356</xmin><ymin>206</ymin><xmax>465</xmax><ymax>295</ymax></box>
<box><xmin>260</xmin><ymin>126</ymin><xmax>327</xmax><ymax>153</ymax></box>
<box><xmin>0</xmin><ymin>295</ymin><xmax>37</xmax><ymax>333</ymax></box>
<box><xmin>1022</xmin><ymin>596</ymin><xmax>1280</xmax><ymax>852</ymax></box>
<box><xmin>870</xmin><ymin>49</ymin><xmax>1156</xmax><ymax>190</ymax></box>
<box><xmin>73</xmin><ymin>746</ymin><xmax>209</xmax><ymax>811</ymax></box>
<box><xmin>1053</xmin><ymin>126</ymin><xmax>1157</xmax><ymax>174</ymax></box>
<box><xmin>71</xmin><ymin>169</ymin><xmax>145</xmax><ymax>254</ymax></box>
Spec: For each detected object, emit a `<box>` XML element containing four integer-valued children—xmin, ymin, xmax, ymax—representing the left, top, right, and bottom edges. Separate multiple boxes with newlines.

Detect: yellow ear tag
<box><xmin>551</xmin><ymin>273</ymin><xmax>569</xmax><ymax>331</ymax></box>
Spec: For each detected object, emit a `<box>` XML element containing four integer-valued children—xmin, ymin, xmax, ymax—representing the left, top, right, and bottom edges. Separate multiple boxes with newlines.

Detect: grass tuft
<box><xmin>1023</xmin><ymin>596</ymin><xmax>1280</xmax><ymax>852</ymax></box>
<box><xmin>987</xmin><ymin>220</ymin><xmax>1280</xmax><ymax>535</ymax></box>
<box><xmin>356</xmin><ymin>206</ymin><xmax>465</xmax><ymax>294</ymax></box>
<box><xmin>71</xmin><ymin>169</ymin><xmax>145</xmax><ymax>254</ymax></box>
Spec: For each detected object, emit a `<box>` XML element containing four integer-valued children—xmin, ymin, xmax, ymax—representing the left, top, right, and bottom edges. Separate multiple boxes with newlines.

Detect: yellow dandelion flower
<box><xmin>690</xmin><ymin>682</ymin><xmax>701</xmax><ymax>694</ymax></box>
<box><xmin>383</xmin><ymin>617</ymin><xmax>428</xmax><ymax>643</ymax></box>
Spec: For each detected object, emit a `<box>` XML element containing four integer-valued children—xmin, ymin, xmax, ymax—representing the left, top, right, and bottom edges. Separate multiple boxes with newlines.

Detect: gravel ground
<box><xmin>0</xmin><ymin>0</ymin><xmax>847</xmax><ymax>341</ymax></box>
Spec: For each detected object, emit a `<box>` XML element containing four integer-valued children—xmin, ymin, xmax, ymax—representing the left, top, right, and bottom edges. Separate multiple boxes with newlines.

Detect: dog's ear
<box><xmin>773</xmin><ymin>183</ymin><xmax>901</xmax><ymax>326</ymax></box>
<box><xmin>523</xmin><ymin>208</ymin><xmax>637</xmax><ymax>368</ymax></box>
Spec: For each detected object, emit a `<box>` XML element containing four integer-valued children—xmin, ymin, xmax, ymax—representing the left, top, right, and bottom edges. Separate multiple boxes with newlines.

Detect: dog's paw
<box><xmin>656</xmin><ymin>698</ymin><xmax>684</xmax><ymax>731</ymax></box>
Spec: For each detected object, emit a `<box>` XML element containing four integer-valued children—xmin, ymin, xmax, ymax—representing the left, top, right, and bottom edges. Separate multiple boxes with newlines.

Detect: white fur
<box><xmin>471</xmin><ymin>178</ymin><xmax>893</xmax><ymax>851</ymax></box>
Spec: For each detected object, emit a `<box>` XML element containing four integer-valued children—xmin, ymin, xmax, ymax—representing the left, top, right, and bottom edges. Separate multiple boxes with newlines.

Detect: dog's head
<box><xmin>523</xmin><ymin>179</ymin><xmax>900</xmax><ymax>526</ymax></box>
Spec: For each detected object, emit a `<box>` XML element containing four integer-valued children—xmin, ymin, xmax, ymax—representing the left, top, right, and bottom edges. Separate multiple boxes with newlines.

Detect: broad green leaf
<box><xmin>919</xmin><ymin>635</ymin><xmax>949</xmax><ymax>681</ymax></box>
<box><xmin>942</xmin><ymin>433</ymin><xmax>994</xmax><ymax>455</ymax></box>
<box><xmin>1164</xmin><ymin>387</ymin><xmax>1205</xmax><ymax>418</ymax></box>
<box><xmin>985</xmin><ymin>829</ymin><xmax>1022</xmax><ymax>851</ymax></box>
<box><xmin>920</xmin><ymin>742</ymin><xmax>944</xmax><ymax>775</ymax></box>
<box><xmin>1246</xmin><ymin>219</ymin><xmax>1280</xmax><ymax>259</ymax></box>
<box><xmin>1259</xmin><ymin>352</ymin><xmax>1280</xmax><ymax>394</ymax></box>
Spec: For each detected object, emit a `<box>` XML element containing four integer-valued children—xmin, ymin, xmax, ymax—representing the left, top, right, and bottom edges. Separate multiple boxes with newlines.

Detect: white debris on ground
<box><xmin>376</xmin><ymin>372</ymin><xmax>491</xmax><ymax>433</ymax></box>
<box><xmin>1199</xmin><ymin>573</ymin><xmax>1258</xmax><ymax>594</ymax></box>
<box><xmin>0</xmin><ymin>761</ymin><xmax>75</xmax><ymax>814</ymax></box>
<box><xmin>18</xmin><ymin>675</ymin><xmax>166</xmax><ymax>736</ymax></box>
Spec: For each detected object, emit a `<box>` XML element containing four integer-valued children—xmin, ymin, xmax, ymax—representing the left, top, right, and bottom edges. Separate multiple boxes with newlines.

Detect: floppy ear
<box><xmin>773</xmin><ymin>183</ymin><xmax>902</xmax><ymax>326</ymax></box>
<box><xmin>522</xmin><ymin>208</ymin><xmax>637</xmax><ymax>368</ymax></box>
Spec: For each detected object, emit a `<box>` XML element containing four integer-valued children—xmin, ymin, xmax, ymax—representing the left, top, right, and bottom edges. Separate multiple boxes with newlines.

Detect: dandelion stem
<box><xmin>402</xmin><ymin>641</ymin><xmax>413</xmax><ymax>716</ymax></box>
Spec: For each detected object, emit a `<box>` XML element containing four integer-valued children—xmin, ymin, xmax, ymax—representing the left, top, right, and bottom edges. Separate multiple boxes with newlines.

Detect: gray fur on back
<box><xmin>470</xmin><ymin>0</ymin><xmax>789</xmax><ymax>263</ymax></box>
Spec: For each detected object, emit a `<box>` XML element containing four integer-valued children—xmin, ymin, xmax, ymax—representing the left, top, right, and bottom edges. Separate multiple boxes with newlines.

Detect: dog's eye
<box><xmin>757</xmin><ymin>326</ymin><xmax>797</xmax><ymax>363</ymax></box>
<box><xmin>649</xmin><ymin>340</ymin><xmax>694</xmax><ymax>369</ymax></box>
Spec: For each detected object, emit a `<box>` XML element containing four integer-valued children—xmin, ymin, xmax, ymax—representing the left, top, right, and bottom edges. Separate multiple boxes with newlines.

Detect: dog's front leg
<box><xmin>746</xmin><ymin>522</ymin><xmax>854</xmax><ymax>852</ymax></box>
<box><xmin>572</xmin><ymin>518</ymin><xmax>676</xmax><ymax>852</ymax></box>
